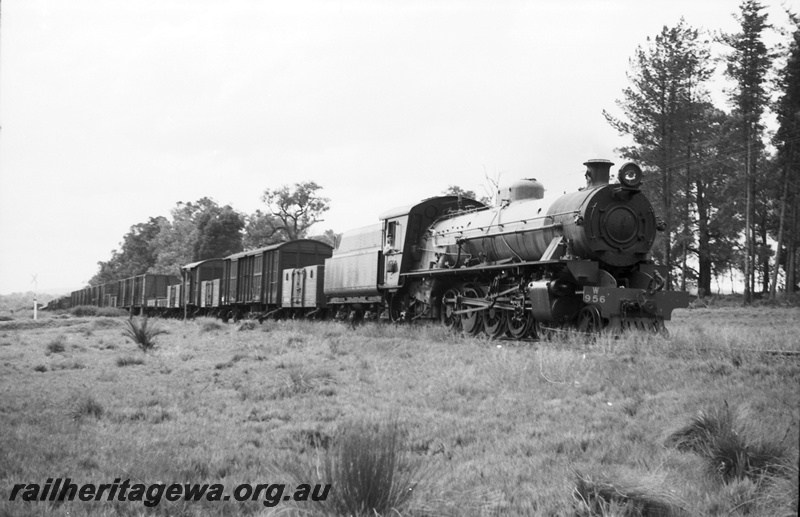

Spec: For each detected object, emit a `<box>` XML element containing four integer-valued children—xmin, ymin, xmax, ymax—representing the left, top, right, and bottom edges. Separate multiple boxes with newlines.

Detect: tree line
<box><xmin>89</xmin><ymin>182</ymin><xmax>335</xmax><ymax>285</ymax></box>
<box><xmin>604</xmin><ymin>0</ymin><xmax>799</xmax><ymax>302</ymax></box>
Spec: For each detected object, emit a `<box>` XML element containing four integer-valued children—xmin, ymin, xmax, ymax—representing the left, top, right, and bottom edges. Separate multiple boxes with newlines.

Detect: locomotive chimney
<box><xmin>583</xmin><ymin>159</ymin><xmax>614</xmax><ymax>187</ymax></box>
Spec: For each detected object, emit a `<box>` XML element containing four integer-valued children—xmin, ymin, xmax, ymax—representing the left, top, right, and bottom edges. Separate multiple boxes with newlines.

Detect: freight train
<box><xmin>51</xmin><ymin>159</ymin><xmax>689</xmax><ymax>338</ymax></box>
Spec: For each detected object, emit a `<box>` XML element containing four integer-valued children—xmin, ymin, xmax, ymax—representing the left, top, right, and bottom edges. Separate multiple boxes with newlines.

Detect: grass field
<box><xmin>0</xmin><ymin>305</ymin><xmax>797</xmax><ymax>516</ymax></box>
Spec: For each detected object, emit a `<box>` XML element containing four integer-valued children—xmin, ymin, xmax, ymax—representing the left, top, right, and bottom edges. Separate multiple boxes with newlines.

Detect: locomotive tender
<box><xmin>58</xmin><ymin>159</ymin><xmax>688</xmax><ymax>338</ymax></box>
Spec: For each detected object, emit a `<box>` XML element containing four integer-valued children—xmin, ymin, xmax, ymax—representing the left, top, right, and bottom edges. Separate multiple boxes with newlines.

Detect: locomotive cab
<box><xmin>378</xmin><ymin>196</ymin><xmax>486</xmax><ymax>289</ymax></box>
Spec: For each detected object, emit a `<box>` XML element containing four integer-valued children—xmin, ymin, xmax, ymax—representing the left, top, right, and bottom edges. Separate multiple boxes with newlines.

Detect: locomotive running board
<box><xmin>402</xmin><ymin>259</ymin><xmax>563</xmax><ymax>278</ymax></box>
<box><xmin>402</xmin><ymin>258</ymin><xmax>598</xmax><ymax>284</ymax></box>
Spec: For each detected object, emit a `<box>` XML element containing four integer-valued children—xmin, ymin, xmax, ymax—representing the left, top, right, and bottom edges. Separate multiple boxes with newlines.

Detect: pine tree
<box><xmin>721</xmin><ymin>0</ymin><xmax>774</xmax><ymax>303</ymax></box>
<box><xmin>605</xmin><ymin>19</ymin><xmax>712</xmax><ymax>288</ymax></box>
<box><xmin>772</xmin><ymin>16</ymin><xmax>800</xmax><ymax>297</ymax></box>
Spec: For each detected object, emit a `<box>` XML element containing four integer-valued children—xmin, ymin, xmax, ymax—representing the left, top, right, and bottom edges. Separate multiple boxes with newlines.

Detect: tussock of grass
<box><xmin>756</xmin><ymin>464</ymin><xmax>800</xmax><ymax>516</ymax></box>
<box><xmin>667</xmin><ymin>405</ymin><xmax>735</xmax><ymax>455</ymax></box>
<box><xmin>122</xmin><ymin>317</ymin><xmax>167</xmax><ymax>353</ymax></box>
<box><xmin>237</xmin><ymin>320</ymin><xmax>257</xmax><ymax>331</ymax></box>
<box><xmin>666</xmin><ymin>403</ymin><xmax>792</xmax><ymax>484</ymax></box>
<box><xmin>69</xmin><ymin>394</ymin><xmax>104</xmax><ymax>420</ymax></box>
<box><xmin>92</xmin><ymin>317</ymin><xmax>122</xmax><ymax>329</ymax></box>
<box><xmin>285</xmin><ymin>335</ymin><xmax>306</xmax><ymax>347</ymax></box>
<box><xmin>573</xmin><ymin>472</ymin><xmax>688</xmax><ymax>517</ymax></box>
<box><xmin>200</xmin><ymin>318</ymin><xmax>224</xmax><ymax>333</ymax></box>
<box><xmin>298</xmin><ymin>418</ymin><xmax>424</xmax><ymax>516</ymax></box>
<box><xmin>116</xmin><ymin>355</ymin><xmax>145</xmax><ymax>367</ymax></box>
<box><xmin>52</xmin><ymin>359</ymin><xmax>86</xmax><ymax>370</ymax></box>
<box><xmin>45</xmin><ymin>335</ymin><xmax>66</xmax><ymax>354</ymax></box>
<box><xmin>271</xmin><ymin>366</ymin><xmax>334</xmax><ymax>398</ymax></box>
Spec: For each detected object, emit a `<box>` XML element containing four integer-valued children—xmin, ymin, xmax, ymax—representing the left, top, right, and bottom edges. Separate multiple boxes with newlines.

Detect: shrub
<box><xmin>70</xmin><ymin>305</ymin><xmax>98</xmax><ymax>317</ymax></box>
<box><xmin>311</xmin><ymin>418</ymin><xmax>424</xmax><ymax>516</ymax></box>
<box><xmin>123</xmin><ymin>317</ymin><xmax>167</xmax><ymax>353</ymax></box>
<box><xmin>46</xmin><ymin>335</ymin><xmax>67</xmax><ymax>354</ymax></box>
<box><xmin>33</xmin><ymin>364</ymin><xmax>47</xmax><ymax>373</ymax></box>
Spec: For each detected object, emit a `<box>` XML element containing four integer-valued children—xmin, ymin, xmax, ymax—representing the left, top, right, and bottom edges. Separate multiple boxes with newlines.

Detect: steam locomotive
<box><xmin>325</xmin><ymin>159</ymin><xmax>688</xmax><ymax>337</ymax></box>
<box><xmin>58</xmin><ymin>159</ymin><xmax>689</xmax><ymax>338</ymax></box>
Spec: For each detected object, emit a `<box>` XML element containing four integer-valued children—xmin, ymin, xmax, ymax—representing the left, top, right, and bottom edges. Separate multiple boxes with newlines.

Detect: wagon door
<box><xmin>265</xmin><ymin>249</ymin><xmax>280</xmax><ymax>306</ymax></box>
<box><xmin>304</xmin><ymin>266</ymin><xmax>324</xmax><ymax>308</ymax></box>
<box><xmin>293</xmin><ymin>268</ymin><xmax>306</xmax><ymax>307</ymax></box>
<box><xmin>252</xmin><ymin>254</ymin><xmax>263</xmax><ymax>303</ymax></box>
<box><xmin>227</xmin><ymin>259</ymin><xmax>238</xmax><ymax>305</ymax></box>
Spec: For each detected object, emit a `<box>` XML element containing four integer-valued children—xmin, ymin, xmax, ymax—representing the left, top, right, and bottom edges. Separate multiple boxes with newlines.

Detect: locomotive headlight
<box><xmin>618</xmin><ymin>162</ymin><xmax>643</xmax><ymax>188</ymax></box>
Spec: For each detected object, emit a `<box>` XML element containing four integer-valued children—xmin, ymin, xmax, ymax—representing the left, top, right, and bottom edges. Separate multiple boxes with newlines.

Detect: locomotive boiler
<box><xmin>324</xmin><ymin>159</ymin><xmax>689</xmax><ymax>337</ymax></box>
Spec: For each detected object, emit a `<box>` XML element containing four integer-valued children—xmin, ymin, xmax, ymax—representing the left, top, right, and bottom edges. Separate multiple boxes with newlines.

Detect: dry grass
<box><xmin>0</xmin><ymin>306</ymin><xmax>797</xmax><ymax>516</ymax></box>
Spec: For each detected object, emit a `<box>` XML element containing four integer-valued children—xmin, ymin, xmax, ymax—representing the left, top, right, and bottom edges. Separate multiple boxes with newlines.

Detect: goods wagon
<box><xmin>281</xmin><ymin>265</ymin><xmax>327</xmax><ymax>318</ymax></box>
<box><xmin>116</xmin><ymin>274</ymin><xmax>180</xmax><ymax>314</ymax></box>
<box><xmin>221</xmin><ymin>240</ymin><xmax>333</xmax><ymax>320</ymax></box>
<box><xmin>179</xmin><ymin>258</ymin><xmax>224</xmax><ymax>317</ymax></box>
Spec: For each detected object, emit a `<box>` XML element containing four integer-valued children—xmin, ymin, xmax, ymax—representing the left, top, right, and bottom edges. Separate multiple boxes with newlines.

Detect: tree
<box><xmin>309</xmin><ymin>229</ymin><xmax>342</xmax><ymax>249</ymax></box>
<box><xmin>772</xmin><ymin>15</ymin><xmax>800</xmax><ymax>297</ymax></box>
<box><xmin>443</xmin><ymin>169</ymin><xmax>498</xmax><ymax>206</ymax></box>
<box><xmin>147</xmin><ymin>198</ymin><xmax>238</xmax><ymax>275</ymax></box>
<box><xmin>259</xmin><ymin>182</ymin><xmax>330</xmax><ymax>241</ymax></box>
<box><xmin>442</xmin><ymin>185</ymin><xmax>478</xmax><ymax>200</ymax></box>
<box><xmin>90</xmin><ymin>217</ymin><xmax>166</xmax><ymax>284</ymax></box>
<box><xmin>243</xmin><ymin>210</ymin><xmax>285</xmax><ymax>249</ymax></box>
<box><xmin>721</xmin><ymin>0</ymin><xmax>774</xmax><ymax>302</ymax></box>
<box><xmin>605</xmin><ymin>19</ymin><xmax>713</xmax><ymax>288</ymax></box>
<box><xmin>193</xmin><ymin>206</ymin><xmax>244</xmax><ymax>260</ymax></box>
<box><xmin>148</xmin><ymin>213</ymin><xmax>197</xmax><ymax>276</ymax></box>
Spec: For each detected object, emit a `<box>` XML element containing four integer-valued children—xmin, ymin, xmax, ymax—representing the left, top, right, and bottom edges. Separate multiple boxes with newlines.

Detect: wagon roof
<box><xmin>181</xmin><ymin>258</ymin><xmax>224</xmax><ymax>270</ymax></box>
<box><xmin>224</xmin><ymin>239</ymin><xmax>333</xmax><ymax>260</ymax></box>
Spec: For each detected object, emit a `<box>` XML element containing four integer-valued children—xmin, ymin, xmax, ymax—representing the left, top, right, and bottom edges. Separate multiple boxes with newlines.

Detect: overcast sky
<box><xmin>0</xmin><ymin>0</ymin><xmax>794</xmax><ymax>295</ymax></box>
